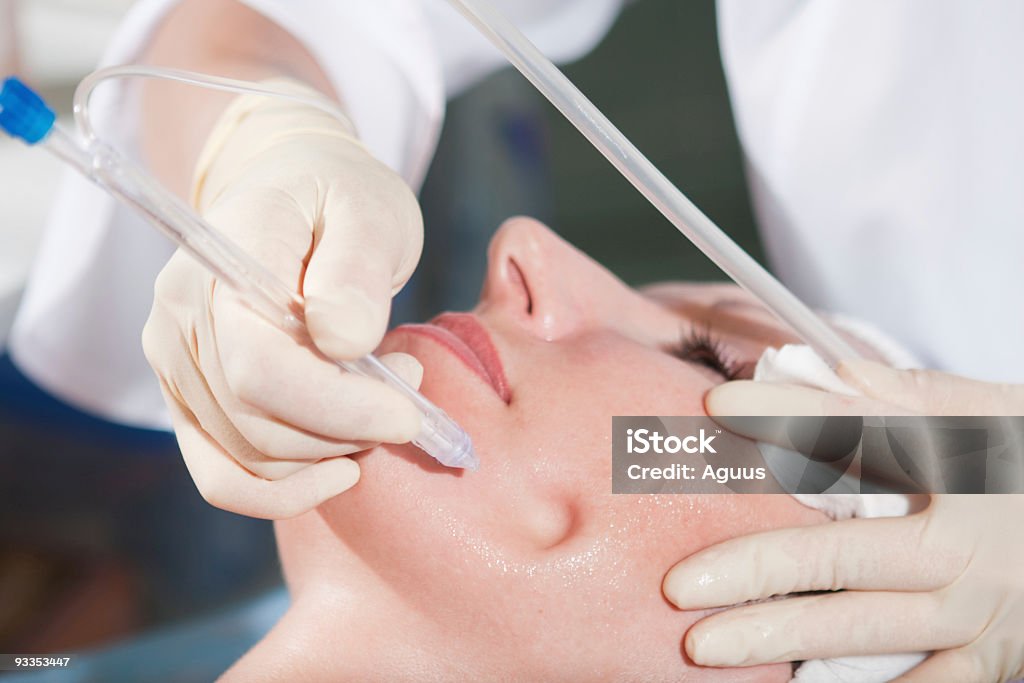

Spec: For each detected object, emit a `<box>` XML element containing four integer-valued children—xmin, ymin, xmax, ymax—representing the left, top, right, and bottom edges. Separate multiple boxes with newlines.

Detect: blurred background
<box><xmin>0</xmin><ymin>0</ymin><xmax>762</xmax><ymax>679</ymax></box>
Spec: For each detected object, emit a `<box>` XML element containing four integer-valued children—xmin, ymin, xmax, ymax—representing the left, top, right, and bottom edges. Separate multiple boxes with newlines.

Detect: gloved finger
<box><xmin>839</xmin><ymin>360</ymin><xmax>1024</xmax><ymax>415</ymax></box>
<box><xmin>707</xmin><ymin>412</ymin><xmax>867</xmax><ymax>463</ymax></box>
<box><xmin>211</xmin><ymin>287</ymin><xmax>422</xmax><ymax>446</ymax></box>
<box><xmin>378</xmin><ymin>351</ymin><xmax>424</xmax><ymax>389</ymax></box>
<box><xmin>146</xmin><ymin>290</ymin><xmax>365</xmax><ymax>471</ymax></box>
<box><xmin>705</xmin><ymin>381</ymin><xmax>916</xmax><ymax>421</ymax></box>
<box><xmin>303</xmin><ymin>174</ymin><xmax>423</xmax><ymax>360</ymax></box>
<box><xmin>892</xmin><ymin>648</ymin><xmax>987</xmax><ymax>683</ymax></box>
<box><xmin>166</xmin><ymin>391</ymin><xmax>360</xmax><ymax>519</ymax></box>
<box><xmin>153</xmin><ymin>339</ymin><xmax>344</xmax><ymax>481</ymax></box>
<box><xmin>212</xmin><ymin>403</ymin><xmax>376</xmax><ymax>462</ymax></box>
<box><xmin>684</xmin><ymin>591</ymin><xmax>969</xmax><ymax>667</ymax></box>
<box><xmin>206</xmin><ymin>351</ymin><xmax>416</xmax><ymax>461</ymax></box>
<box><xmin>662</xmin><ymin>513</ymin><xmax>967</xmax><ymax>609</ymax></box>
<box><xmin>202</xmin><ymin>187</ymin><xmax>318</xmax><ymax>297</ymax></box>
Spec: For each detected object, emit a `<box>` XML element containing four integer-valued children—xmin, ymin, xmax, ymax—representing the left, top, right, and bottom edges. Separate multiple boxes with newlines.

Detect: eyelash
<box><xmin>668</xmin><ymin>327</ymin><xmax>740</xmax><ymax>380</ymax></box>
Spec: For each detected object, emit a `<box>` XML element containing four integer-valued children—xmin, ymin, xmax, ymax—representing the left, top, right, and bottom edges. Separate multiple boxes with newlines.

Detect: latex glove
<box><xmin>659</xmin><ymin>360</ymin><xmax>1024</xmax><ymax>681</ymax></box>
<box><xmin>143</xmin><ymin>79</ymin><xmax>424</xmax><ymax>519</ymax></box>
<box><xmin>705</xmin><ymin>359</ymin><xmax>1024</xmax><ymax>492</ymax></box>
<box><xmin>662</xmin><ymin>495</ymin><xmax>1024</xmax><ymax>682</ymax></box>
<box><xmin>705</xmin><ymin>358</ymin><xmax>1024</xmax><ymax>417</ymax></box>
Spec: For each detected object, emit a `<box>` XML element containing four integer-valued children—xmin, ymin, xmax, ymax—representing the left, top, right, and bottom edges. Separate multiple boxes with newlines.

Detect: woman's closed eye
<box><xmin>666</xmin><ymin>327</ymin><xmax>741</xmax><ymax>381</ymax></box>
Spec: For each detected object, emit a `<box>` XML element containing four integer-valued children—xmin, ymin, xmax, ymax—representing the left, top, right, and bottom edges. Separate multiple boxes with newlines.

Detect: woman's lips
<box><xmin>399</xmin><ymin>313</ymin><xmax>511</xmax><ymax>403</ymax></box>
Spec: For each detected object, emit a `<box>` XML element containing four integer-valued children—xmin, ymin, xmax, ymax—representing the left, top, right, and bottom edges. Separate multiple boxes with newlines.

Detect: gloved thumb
<box><xmin>838</xmin><ymin>359</ymin><xmax>1024</xmax><ymax>415</ymax></box>
<box><xmin>303</xmin><ymin>181</ymin><xmax>424</xmax><ymax>360</ymax></box>
<box><xmin>304</xmin><ymin>254</ymin><xmax>393</xmax><ymax>361</ymax></box>
<box><xmin>379</xmin><ymin>352</ymin><xmax>424</xmax><ymax>390</ymax></box>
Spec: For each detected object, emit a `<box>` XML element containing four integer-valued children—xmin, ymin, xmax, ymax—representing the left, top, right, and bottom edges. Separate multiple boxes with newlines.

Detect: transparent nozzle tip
<box><xmin>445</xmin><ymin>442</ymin><xmax>480</xmax><ymax>472</ymax></box>
<box><xmin>413</xmin><ymin>410</ymin><xmax>479</xmax><ymax>472</ymax></box>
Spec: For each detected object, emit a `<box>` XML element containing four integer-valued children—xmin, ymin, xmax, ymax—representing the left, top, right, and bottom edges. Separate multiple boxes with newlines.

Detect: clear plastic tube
<box><xmin>445</xmin><ymin>0</ymin><xmax>861</xmax><ymax>368</ymax></box>
<box><xmin>50</xmin><ymin>69</ymin><xmax>478</xmax><ymax>471</ymax></box>
<box><xmin>73</xmin><ymin>65</ymin><xmax>350</xmax><ymax>144</ymax></box>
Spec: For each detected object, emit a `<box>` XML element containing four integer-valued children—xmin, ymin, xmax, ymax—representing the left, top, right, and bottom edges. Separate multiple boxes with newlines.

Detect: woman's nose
<box><xmin>480</xmin><ymin>217</ymin><xmax>657</xmax><ymax>341</ymax></box>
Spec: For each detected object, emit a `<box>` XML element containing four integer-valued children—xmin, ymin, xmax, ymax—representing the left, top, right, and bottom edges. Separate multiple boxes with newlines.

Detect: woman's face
<box><xmin>276</xmin><ymin>218</ymin><xmax>825</xmax><ymax>681</ymax></box>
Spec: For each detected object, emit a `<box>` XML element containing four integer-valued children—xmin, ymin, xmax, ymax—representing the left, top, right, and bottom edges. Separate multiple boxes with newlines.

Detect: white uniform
<box><xmin>717</xmin><ymin>0</ymin><xmax>1024</xmax><ymax>383</ymax></box>
<box><xmin>10</xmin><ymin>0</ymin><xmax>1024</xmax><ymax>431</ymax></box>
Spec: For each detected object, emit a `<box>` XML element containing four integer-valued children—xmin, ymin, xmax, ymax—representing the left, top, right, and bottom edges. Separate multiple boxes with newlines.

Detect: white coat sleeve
<box><xmin>9</xmin><ymin>0</ymin><xmax>623</xmax><ymax>429</ymax></box>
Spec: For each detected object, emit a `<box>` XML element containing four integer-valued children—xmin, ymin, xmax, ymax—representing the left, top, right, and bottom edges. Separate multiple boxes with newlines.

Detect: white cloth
<box><xmin>792</xmin><ymin>655</ymin><xmax>924</xmax><ymax>683</ymax></box>
<box><xmin>753</xmin><ymin>339</ymin><xmax>925</xmax><ymax>682</ymax></box>
<box><xmin>718</xmin><ymin>0</ymin><xmax>1024</xmax><ymax>382</ymax></box>
<box><xmin>755</xmin><ymin>344</ymin><xmax>859</xmax><ymax>397</ymax></box>
<box><xmin>8</xmin><ymin>0</ymin><xmax>621</xmax><ymax>428</ymax></box>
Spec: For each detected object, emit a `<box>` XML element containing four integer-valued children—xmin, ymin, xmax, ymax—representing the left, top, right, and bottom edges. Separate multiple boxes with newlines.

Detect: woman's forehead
<box><xmin>639</xmin><ymin>281</ymin><xmax>762</xmax><ymax>315</ymax></box>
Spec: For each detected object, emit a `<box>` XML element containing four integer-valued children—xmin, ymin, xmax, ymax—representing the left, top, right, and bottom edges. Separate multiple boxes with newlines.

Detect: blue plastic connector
<box><xmin>0</xmin><ymin>77</ymin><xmax>56</xmax><ymax>144</ymax></box>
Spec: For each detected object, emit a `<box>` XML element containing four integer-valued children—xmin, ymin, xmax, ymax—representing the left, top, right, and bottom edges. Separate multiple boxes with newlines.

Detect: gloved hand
<box><xmin>705</xmin><ymin>358</ymin><xmax>1024</xmax><ymax>417</ymax></box>
<box><xmin>143</xmin><ymin>79</ymin><xmax>425</xmax><ymax>519</ymax></box>
<box><xmin>663</xmin><ymin>495</ymin><xmax>1024</xmax><ymax>682</ymax></box>
<box><xmin>660</xmin><ymin>360</ymin><xmax>1024</xmax><ymax>681</ymax></box>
